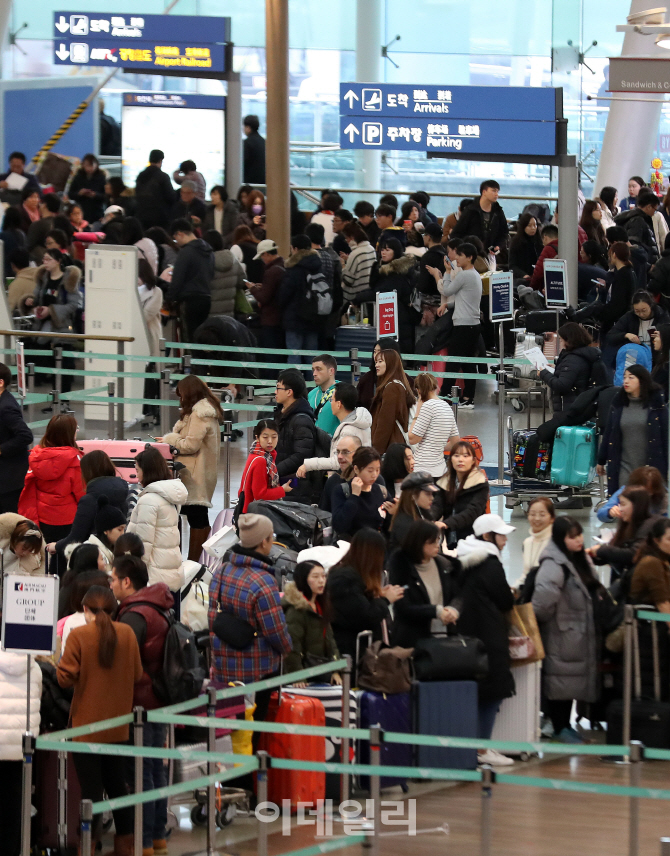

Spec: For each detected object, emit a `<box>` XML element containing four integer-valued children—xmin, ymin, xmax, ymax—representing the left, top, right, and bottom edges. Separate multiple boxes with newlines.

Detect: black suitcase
<box><xmin>334</xmin><ymin>325</ymin><xmax>378</xmax><ymax>381</ymax></box>
<box><xmin>524</xmin><ymin>309</ymin><xmax>568</xmax><ymax>333</ymax></box>
<box><xmin>33</xmin><ymin>749</ymin><xmax>81</xmax><ymax>855</ymax></box>
<box><xmin>247</xmin><ymin>500</ymin><xmax>333</xmax><ymax>551</ymax></box>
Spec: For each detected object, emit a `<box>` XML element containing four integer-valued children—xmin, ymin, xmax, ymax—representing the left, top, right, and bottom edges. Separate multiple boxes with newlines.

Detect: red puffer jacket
<box><xmin>18</xmin><ymin>446</ymin><xmax>84</xmax><ymax>527</ymax></box>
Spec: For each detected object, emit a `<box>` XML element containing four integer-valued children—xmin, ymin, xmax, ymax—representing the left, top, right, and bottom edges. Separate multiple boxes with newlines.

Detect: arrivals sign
<box><xmin>339</xmin><ymin>82</ymin><xmax>560</xmax><ymax>156</ymax></box>
<box><xmin>53</xmin><ymin>12</ymin><xmax>230</xmax><ymax>71</ymax></box>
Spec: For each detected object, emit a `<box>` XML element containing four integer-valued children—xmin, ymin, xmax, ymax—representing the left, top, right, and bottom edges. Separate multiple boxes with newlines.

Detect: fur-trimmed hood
<box><xmin>436</xmin><ymin>467</ymin><xmax>487</xmax><ymax>492</ymax></box>
<box><xmin>379</xmin><ymin>254</ymin><xmax>416</xmax><ymax>277</ymax></box>
<box><xmin>282</xmin><ymin>581</ymin><xmax>314</xmax><ymax>611</ymax></box>
<box><xmin>172</xmin><ymin>397</ymin><xmax>220</xmax><ymax>432</ymax></box>
<box><xmin>36</xmin><ymin>264</ymin><xmax>81</xmax><ymax>293</ymax></box>
<box><xmin>285</xmin><ymin>248</ymin><xmax>320</xmax><ymax>270</ymax></box>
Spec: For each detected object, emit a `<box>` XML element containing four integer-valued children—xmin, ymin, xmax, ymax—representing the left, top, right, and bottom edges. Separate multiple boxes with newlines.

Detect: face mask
<box><xmin>252</xmin><ymin>204</ymin><xmax>263</xmax><ymax>215</ymax></box>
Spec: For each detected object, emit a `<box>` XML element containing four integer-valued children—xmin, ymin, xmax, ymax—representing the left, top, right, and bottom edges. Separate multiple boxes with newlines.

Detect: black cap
<box><xmin>424</xmin><ymin>222</ymin><xmax>443</xmax><ymax>241</ymax></box>
<box><xmin>400</xmin><ymin>471</ymin><xmax>438</xmax><ymax>492</ymax></box>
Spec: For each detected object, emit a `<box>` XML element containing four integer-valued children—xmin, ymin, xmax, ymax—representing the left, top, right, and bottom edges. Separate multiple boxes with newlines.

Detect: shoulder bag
<box><xmin>412</xmin><ymin>632</ymin><xmax>488</xmax><ymax>682</ymax></box>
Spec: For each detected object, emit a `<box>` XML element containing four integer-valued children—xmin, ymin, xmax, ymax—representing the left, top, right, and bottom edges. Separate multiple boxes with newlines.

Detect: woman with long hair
<box><xmin>380</xmin><ymin>442</ymin><xmax>414</xmax><ymax>498</ymax></box>
<box><xmin>144</xmin><ymin>226</ymin><xmax>177</xmax><ymax>273</ymax></box>
<box><xmin>538</xmin><ymin>322</ymin><xmax>601</xmax><ymax>415</ymax></box>
<box><xmin>57</xmin><ymin>585</ymin><xmax>142</xmax><ymax>854</ymax></box>
<box><xmin>58</xmin><ymin>543</ymin><xmax>106</xmax><ymax>618</ymax></box>
<box><xmin>239</xmin><ymin>419</ymin><xmax>292</xmax><ymax>512</ymax></box>
<box><xmin>508</xmin><ymin>213</ymin><xmax>543</xmax><ymax>281</ymax></box>
<box><xmin>60</xmin><ymin>569</ymin><xmax>111</xmax><ymax>653</ymax></box>
<box><xmin>229</xmin><ymin>224</ymin><xmax>263</xmax><ymax>281</ymax></box>
<box><xmin>18</xmin><ymin>414</ymin><xmax>83</xmax><ymax>575</ymax></box>
<box><xmin>651</xmin><ymin>322</ymin><xmax>670</xmax><ymax>396</ymax></box>
<box><xmin>127</xmin><ymin>447</ymin><xmax>186</xmax><ymax>591</ymax></box>
<box><xmin>598</xmin><ymin>365</ymin><xmax>669</xmax><ymax>495</ymax></box>
<box><xmin>597</xmin><ymin>464</ymin><xmax>667</xmax><ymax>523</ymax></box>
<box><xmin>370</xmin><ymin>349</ymin><xmax>416</xmax><ymax>454</ymax></box>
<box><xmin>331</xmin><ymin>446</ymin><xmax>386</xmax><ymax>539</ymax></box>
<box><xmin>356</xmin><ymin>339</ymin><xmax>400</xmax><ymax>411</ymax></box>
<box><xmin>599</xmin><ymin>186</ymin><xmax>620</xmax><ymax>220</ymax></box>
<box><xmin>327</xmin><ymin>529</ymin><xmax>404</xmax><ymax>679</ymax></box>
<box><xmin>436</xmin><ymin>440</ymin><xmax>489</xmax><ymax>542</ymax></box>
<box><xmin>374</xmin><ymin>237</ymin><xmax>421</xmax><ymax>352</ymax></box>
<box><xmin>157</xmin><ymin>374</ymin><xmax>223</xmax><ymax>560</ymax></box>
<box><xmin>389</xmin><ymin>471</ymin><xmax>443</xmax><ymax>551</ymax></box>
<box><xmin>66</xmin><ymin>153</ymin><xmax>106</xmax><ymax>223</ymax></box>
<box><xmin>408</xmin><ymin>372</ymin><xmax>460</xmax><ymax>477</ymax></box>
<box><xmin>579</xmin><ymin>199</ymin><xmax>608</xmax><ymax>248</ymax></box>
<box><xmin>0</xmin><ymin>515</ymin><xmax>44</xmax><ymax>576</ymax></box>
<box><xmin>283</xmin><ymin>560</ymin><xmax>342</xmax><ymax>686</ymax></box>
<box><xmin>48</xmin><ymin>449</ymin><xmax>128</xmax><ymax>558</ymax></box>
<box><xmin>122</xmin><ymin>216</ymin><xmax>158</xmax><ymax>275</ymax></box>
<box><xmin>236</xmin><ymin>189</ymin><xmax>266</xmax><ymax>240</ymax></box>
<box><xmin>532</xmin><ymin>516</ymin><xmax>600</xmax><ymax>744</ymax></box>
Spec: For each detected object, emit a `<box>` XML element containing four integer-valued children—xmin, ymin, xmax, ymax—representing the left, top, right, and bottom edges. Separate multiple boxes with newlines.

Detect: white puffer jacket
<box><xmin>127</xmin><ymin>478</ymin><xmax>188</xmax><ymax>590</ymax></box>
<box><xmin>0</xmin><ymin>652</ymin><xmax>41</xmax><ymax>759</ymax></box>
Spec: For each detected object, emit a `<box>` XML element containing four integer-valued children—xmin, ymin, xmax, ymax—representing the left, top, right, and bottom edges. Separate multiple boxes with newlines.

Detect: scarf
<box><xmin>252</xmin><ymin>441</ymin><xmax>279</xmax><ymax>488</ymax></box>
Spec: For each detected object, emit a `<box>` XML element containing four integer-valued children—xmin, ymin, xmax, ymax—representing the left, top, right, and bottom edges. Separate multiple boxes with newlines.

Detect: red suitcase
<box><xmin>76</xmin><ymin>440</ymin><xmax>175</xmax><ymax>484</ymax></box>
<box><xmin>259</xmin><ymin>691</ymin><xmax>325</xmax><ymax>812</ymax></box>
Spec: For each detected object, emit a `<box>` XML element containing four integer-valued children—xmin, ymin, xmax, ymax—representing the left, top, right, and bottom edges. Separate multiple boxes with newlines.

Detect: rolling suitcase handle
<box><xmin>356</xmin><ymin>631</ymin><xmax>373</xmax><ymax>676</ymax></box>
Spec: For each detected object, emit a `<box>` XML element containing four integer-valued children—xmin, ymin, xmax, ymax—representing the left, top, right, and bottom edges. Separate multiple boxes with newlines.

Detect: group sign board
<box><xmin>53</xmin><ymin>11</ymin><xmax>230</xmax><ymax>72</ymax></box>
<box><xmin>339</xmin><ymin>83</ymin><xmax>560</xmax><ymax>157</ymax></box>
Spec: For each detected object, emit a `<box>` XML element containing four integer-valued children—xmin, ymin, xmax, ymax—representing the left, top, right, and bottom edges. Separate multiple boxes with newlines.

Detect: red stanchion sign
<box><xmin>375</xmin><ymin>291</ymin><xmax>398</xmax><ymax>339</ymax></box>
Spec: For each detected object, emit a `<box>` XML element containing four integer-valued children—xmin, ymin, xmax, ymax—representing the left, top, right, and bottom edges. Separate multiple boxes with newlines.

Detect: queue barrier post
<box><xmin>245</xmin><ymin>385</ymin><xmax>255</xmax><ymax>451</ymax></box>
<box><xmin>222</xmin><ymin>418</ymin><xmax>233</xmax><ymax>510</ymax></box>
<box><xmin>206</xmin><ymin>685</ymin><xmax>217</xmax><ymax>855</ymax></box>
<box><xmin>27</xmin><ymin>362</ymin><xmax>35</xmax><ymax>425</ymax></box>
<box><xmin>340</xmin><ymin>655</ymin><xmax>352</xmax><ymax>805</ymax></box>
<box><xmin>480</xmin><ymin>765</ymin><xmax>495</xmax><ymax>856</ymax></box>
<box><xmin>623</xmin><ymin>604</ymin><xmax>635</xmax><ymax>756</ymax></box>
<box><xmin>368</xmin><ymin>725</ymin><xmax>381</xmax><ymax>856</ymax></box>
<box><xmin>133</xmin><ymin>707</ymin><xmax>145</xmax><ymax>856</ymax></box>
<box><xmin>349</xmin><ymin>347</ymin><xmax>359</xmax><ymax>386</ymax></box>
<box><xmin>661</xmin><ymin>838</ymin><xmax>670</xmax><ymax>855</ymax></box>
<box><xmin>52</xmin><ymin>345</ymin><xmax>63</xmax><ymax>398</ymax></box>
<box><xmin>182</xmin><ymin>353</ymin><xmax>192</xmax><ymax>375</ymax></box>
<box><xmin>107</xmin><ymin>382</ymin><xmax>116</xmax><ymax>440</ymax></box>
<box><xmin>20</xmin><ymin>732</ymin><xmax>35</xmax><ymax>856</ymax></box>
<box><xmin>116</xmin><ymin>341</ymin><xmax>125</xmax><ymax>440</ymax></box>
<box><xmin>57</xmin><ymin>750</ymin><xmax>67</xmax><ymax>852</ymax></box>
<box><xmin>79</xmin><ymin>799</ymin><xmax>93</xmax><ymax>856</ymax></box>
<box><xmin>51</xmin><ymin>388</ymin><xmax>60</xmax><ymax>416</ymax></box>
<box><xmin>450</xmin><ymin>385</ymin><xmax>459</xmax><ymax>420</ymax></box>
<box><xmin>257</xmin><ymin>751</ymin><xmax>269</xmax><ymax>856</ymax></box>
<box><xmin>160</xmin><ymin>369</ymin><xmax>171</xmax><ymax>436</ymax></box>
<box><xmin>629</xmin><ymin>741</ymin><xmax>643</xmax><ymax>856</ymax></box>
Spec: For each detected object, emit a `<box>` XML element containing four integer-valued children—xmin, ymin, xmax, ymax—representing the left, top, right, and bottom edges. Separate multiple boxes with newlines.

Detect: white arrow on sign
<box><xmin>55</xmin><ymin>43</ymin><xmax>70</xmax><ymax>60</ymax></box>
<box><xmin>55</xmin><ymin>15</ymin><xmax>70</xmax><ymax>32</ymax></box>
<box><xmin>343</xmin><ymin>89</ymin><xmax>359</xmax><ymax>109</ymax></box>
<box><xmin>343</xmin><ymin>123</ymin><xmax>360</xmax><ymax>143</ymax></box>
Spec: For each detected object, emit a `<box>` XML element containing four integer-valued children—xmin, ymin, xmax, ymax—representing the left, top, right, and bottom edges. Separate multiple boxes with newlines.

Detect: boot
<box><xmin>102</xmin><ymin>833</ymin><xmax>134</xmax><ymax>856</ymax></box>
<box><xmin>153</xmin><ymin>840</ymin><xmax>168</xmax><ymax>855</ymax></box>
<box><xmin>188</xmin><ymin>526</ymin><xmax>211</xmax><ymax>562</ymax></box>
<box><xmin>143</xmin><ymin>848</ymin><xmax>155</xmax><ymax>856</ymax></box>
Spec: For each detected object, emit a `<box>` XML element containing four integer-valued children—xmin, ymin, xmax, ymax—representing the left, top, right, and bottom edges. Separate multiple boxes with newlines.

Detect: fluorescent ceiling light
<box><xmin>655</xmin><ymin>32</ymin><xmax>670</xmax><ymax>46</ymax></box>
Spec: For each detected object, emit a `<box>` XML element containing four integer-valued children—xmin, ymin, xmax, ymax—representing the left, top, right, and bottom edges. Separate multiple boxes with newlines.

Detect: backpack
<box><xmin>314</xmin><ymin>426</ymin><xmax>332</xmax><ymax>458</ymax></box>
<box><xmin>517</xmin><ymin>559</ymin><xmax>570</xmax><ymax>604</ymax></box>
<box><xmin>151</xmin><ymin>610</ymin><xmax>206</xmax><ymax>705</ymax></box>
<box><xmin>247</xmin><ymin>500</ymin><xmax>333</xmax><ymax>551</ymax></box>
<box><xmin>298</xmin><ymin>271</ymin><xmax>333</xmax><ymax>323</ymax></box>
<box><xmin>614</xmin><ymin>342</ymin><xmax>653</xmax><ymax>386</ymax></box>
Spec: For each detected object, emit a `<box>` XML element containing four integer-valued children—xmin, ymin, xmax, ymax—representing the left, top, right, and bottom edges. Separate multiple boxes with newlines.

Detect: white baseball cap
<box><xmin>104</xmin><ymin>204</ymin><xmax>124</xmax><ymax>217</ymax></box>
<box><xmin>472</xmin><ymin>513</ymin><xmax>515</xmax><ymax>537</ymax></box>
<box><xmin>253</xmin><ymin>239</ymin><xmax>278</xmax><ymax>259</ymax></box>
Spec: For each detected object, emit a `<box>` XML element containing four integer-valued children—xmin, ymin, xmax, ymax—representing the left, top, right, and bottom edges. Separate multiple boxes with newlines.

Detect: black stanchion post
<box><xmin>206</xmin><ymin>685</ymin><xmax>217</xmax><ymax>854</ymax></box>
<box><xmin>246</xmin><ymin>384</ymin><xmax>255</xmax><ymax>451</ymax></box>
<box><xmin>223</xmin><ymin>417</ymin><xmax>233</xmax><ymax>509</ymax></box>
<box><xmin>160</xmin><ymin>369</ymin><xmax>171</xmax><ymax>436</ymax></box>
<box><xmin>133</xmin><ymin>706</ymin><xmax>145</xmax><ymax>856</ymax></box>
<box><xmin>480</xmin><ymin>765</ymin><xmax>495</xmax><ymax>856</ymax></box>
<box><xmin>20</xmin><ymin>732</ymin><xmax>35</xmax><ymax>856</ymax></box>
<box><xmin>57</xmin><ymin>750</ymin><xmax>67</xmax><ymax>853</ymax></box>
<box><xmin>51</xmin><ymin>388</ymin><xmax>60</xmax><ymax>416</ymax></box>
<box><xmin>369</xmin><ymin>725</ymin><xmax>381</xmax><ymax>856</ymax></box>
<box><xmin>340</xmin><ymin>654</ymin><xmax>352</xmax><ymax>805</ymax></box>
<box><xmin>450</xmin><ymin>385</ymin><xmax>459</xmax><ymax>420</ymax></box>
<box><xmin>623</xmin><ymin>604</ymin><xmax>634</xmax><ymax>756</ymax></box>
<box><xmin>257</xmin><ymin>751</ymin><xmax>269</xmax><ymax>856</ymax></box>
<box><xmin>116</xmin><ymin>341</ymin><xmax>125</xmax><ymax>440</ymax></box>
<box><xmin>182</xmin><ymin>353</ymin><xmax>192</xmax><ymax>375</ymax></box>
<box><xmin>629</xmin><ymin>741</ymin><xmax>643</xmax><ymax>856</ymax></box>
<box><xmin>80</xmin><ymin>799</ymin><xmax>93</xmax><ymax>856</ymax></box>
<box><xmin>27</xmin><ymin>362</ymin><xmax>35</xmax><ymax>424</ymax></box>
<box><xmin>107</xmin><ymin>382</ymin><xmax>115</xmax><ymax>440</ymax></box>
<box><xmin>53</xmin><ymin>344</ymin><xmax>63</xmax><ymax>398</ymax></box>
<box><xmin>350</xmin><ymin>347</ymin><xmax>360</xmax><ymax>385</ymax></box>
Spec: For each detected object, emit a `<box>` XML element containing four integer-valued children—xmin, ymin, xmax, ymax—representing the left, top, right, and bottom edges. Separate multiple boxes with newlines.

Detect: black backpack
<box><xmin>247</xmin><ymin>500</ymin><xmax>333</xmax><ymax>551</ymax></box>
<box><xmin>517</xmin><ymin>558</ymin><xmax>569</xmax><ymax>604</ymax></box>
<box><xmin>298</xmin><ymin>270</ymin><xmax>333</xmax><ymax>324</ymax></box>
<box><xmin>148</xmin><ymin>609</ymin><xmax>206</xmax><ymax>705</ymax></box>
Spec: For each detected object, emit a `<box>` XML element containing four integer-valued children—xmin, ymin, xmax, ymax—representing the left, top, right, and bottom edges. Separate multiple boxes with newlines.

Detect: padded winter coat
<box><xmin>0</xmin><ymin>652</ymin><xmax>41</xmax><ymax>760</ymax></box>
<box><xmin>0</xmin><ymin>512</ymin><xmax>45</xmax><ymax>575</ymax></box>
<box><xmin>209</xmin><ymin>249</ymin><xmax>246</xmax><ymax>316</ymax></box>
<box><xmin>55</xmin><ymin>475</ymin><xmax>128</xmax><ymax>554</ymax></box>
<box><xmin>539</xmin><ymin>345</ymin><xmax>602</xmax><ymax>413</ymax></box>
<box><xmin>18</xmin><ymin>445</ymin><xmax>84</xmax><ymax>527</ymax></box>
<box><xmin>163</xmin><ymin>398</ymin><xmax>221</xmax><ymax>507</ymax></box>
<box><xmin>531</xmin><ymin>539</ymin><xmax>598</xmax><ymax>702</ymax></box>
<box><xmin>282</xmin><ymin>581</ymin><xmax>340</xmax><ymax>674</ymax></box>
<box><xmin>28</xmin><ymin>265</ymin><xmax>82</xmax><ymax>344</ymax></box>
<box><xmin>436</xmin><ymin>468</ymin><xmax>489</xmax><ymax>540</ymax></box>
<box><xmin>127</xmin><ymin>478</ymin><xmax>188</xmax><ymax>590</ymax></box>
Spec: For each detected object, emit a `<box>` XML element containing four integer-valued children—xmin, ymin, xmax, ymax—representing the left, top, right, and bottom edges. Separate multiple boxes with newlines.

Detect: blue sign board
<box><xmin>340</xmin><ymin>83</ymin><xmax>559</xmax><ymax>122</ymax></box>
<box><xmin>544</xmin><ymin>259</ymin><xmax>568</xmax><ymax>307</ymax></box>
<box><xmin>53</xmin><ymin>12</ymin><xmax>230</xmax><ymax>72</ymax></box>
<box><xmin>489</xmin><ymin>272</ymin><xmax>514</xmax><ymax>323</ymax></box>
<box><xmin>339</xmin><ymin>117</ymin><xmax>556</xmax><ymax>157</ymax></box>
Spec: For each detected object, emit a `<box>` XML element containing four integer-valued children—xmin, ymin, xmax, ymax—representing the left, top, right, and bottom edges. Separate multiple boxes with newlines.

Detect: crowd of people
<box><xmin>4</xmin><ymin>140</ymin><xmax>670</xmax><ymax>853</ymax></box>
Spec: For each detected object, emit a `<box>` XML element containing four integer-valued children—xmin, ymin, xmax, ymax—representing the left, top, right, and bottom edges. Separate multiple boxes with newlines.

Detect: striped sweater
<box><xmin>341</xmin><ymin>241</ymin><xmax>377</xmax><ymax>300</ymax></box>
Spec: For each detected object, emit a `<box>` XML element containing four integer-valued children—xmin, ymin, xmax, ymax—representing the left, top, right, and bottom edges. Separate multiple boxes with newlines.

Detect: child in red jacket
<box><xmin>239</xmin><ymin>419</ymin><xmax>292</xmax><ymax>512</ymax></box>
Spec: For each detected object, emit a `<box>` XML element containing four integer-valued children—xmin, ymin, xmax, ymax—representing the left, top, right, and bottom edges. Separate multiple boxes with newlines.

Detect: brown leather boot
<box><xmin>188</xmin><ymin>526</ymin><xmax>211</xmax><ymax>562</ymax></box>
<box><xmin>102</xmin><ymin>833</ymin><xmax>134</xmax><ymax>856</ymax></box>
<box><xmin>153</xmin><ymin>839</ymin><xmax>168</xmax><ymax>855</ymax></box>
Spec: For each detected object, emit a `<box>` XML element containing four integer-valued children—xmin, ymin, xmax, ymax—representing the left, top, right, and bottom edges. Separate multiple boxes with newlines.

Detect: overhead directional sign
<box><xmin>339</xmin><ymin>117</ymin><xmax>557</xmax><ymax>156</ymax></box>
<box><xmin>340</xmin><ymin>83</ymin><xmax>559</xmax><ymax>122</ymax></box>
<box><xmin>53</xmin><ymin>11</ymin><xmax>230</xmax><ymax>71</ymax></box>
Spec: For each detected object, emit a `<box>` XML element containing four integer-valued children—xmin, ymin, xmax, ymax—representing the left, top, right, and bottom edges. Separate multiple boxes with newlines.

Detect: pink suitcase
<box><xmin>76</xmin><ymin>440</ymin><xmax>175</xmax><ymax>484</ymax></box>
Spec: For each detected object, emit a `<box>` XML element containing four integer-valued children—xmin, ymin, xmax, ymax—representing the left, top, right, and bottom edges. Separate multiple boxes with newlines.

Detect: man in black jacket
<box><xmin>134</xmin><ymin>149</ymin><xmax>175</xmax><ymax>229</ymax></box>
<box><xmin>451</xmin><ymin>179</ymin><xmax>509</xmax><ymax>251</ymax></box>
<box><xmin>0</xmin><ymin>362</ymin><xmax>33</xmax><ymax>513</ymax></box>
<box><xmin>169</xmin><ymin>181</ymin><xmax>207</xmax><ymax>226</ymax></box>
<box><xmin>168</xmin><ymin>219</ymin><xmax>215</xmax><ymax>342</ymax></box>
<box><xmin>614</xmin><ymin>191</ymin><xmax>661</xmax><ymax>266</ymax></box>
<box><xmin>274</xmin><ymin>369</ymin><xmax>316</xmax><ymax>497</ymax></box>
<box><xmin>419</xmin><ymin>223</ymin><xmax>447</xmax><ymax>295</ymax></box>
<box><xmin>243</xmin><ymin>115</ymin><xmax>266</xmax><ymax>185</ymax></box>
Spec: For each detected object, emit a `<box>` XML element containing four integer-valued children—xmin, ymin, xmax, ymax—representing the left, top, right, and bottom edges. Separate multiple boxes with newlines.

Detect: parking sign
<box><xmin>362</xmin><ymin>122</ymin><xmax>383</xmax><ymax>145</ymax></box>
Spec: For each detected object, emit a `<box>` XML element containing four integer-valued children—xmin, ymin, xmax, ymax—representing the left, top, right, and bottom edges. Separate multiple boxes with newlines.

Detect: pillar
<box><xmin>558</xmin><ymin>159</ymin><xmax>579</xmax><ymax>307</ymax></box>
<box><xmin>225</xmin><ymin>74</ymin><xmax>243</xmax><ymax>199</ymax></box>
<box><xmin>594</xmin><ymin>2</ymin><xmax>667</xmax><ymax>194</ymax></box>
<box><xmin>356</xmin><ymin>0</ymin><xmax>383</xmax><ymax>198</ymax></box>
<box><xmin>265</xmin><ymin>0</ymin><xmax>290</xmax><ymax>257</ymax></box>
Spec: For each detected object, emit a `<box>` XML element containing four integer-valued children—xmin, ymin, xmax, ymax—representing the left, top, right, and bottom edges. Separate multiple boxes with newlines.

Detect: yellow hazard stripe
<box><xmin>30</xmin><ymin>99</ymin><xmax>92</xmax><ymax>164</ymax></box>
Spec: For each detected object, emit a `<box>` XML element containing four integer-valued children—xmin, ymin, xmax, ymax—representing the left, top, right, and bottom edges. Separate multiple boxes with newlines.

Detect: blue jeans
<box><xmin>285</xmin><ymin>330</ymin><xmax>319</xmax><ymax>375</ymax></box>
<box><xmin>142</xmin><ymin>722</ymin><xmax>168</xmax><ymax>847</ymax></box>
<box><xmin>478</xmin><ymin>700</ymin><xmax>501</xmax><ymax>740</ymax></box>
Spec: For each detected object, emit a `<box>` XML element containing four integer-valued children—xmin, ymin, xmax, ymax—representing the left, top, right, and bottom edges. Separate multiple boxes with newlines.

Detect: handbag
<box><xmin>235</xmin><ymin>288</ymin><xmax>256</xmax><ymax>317</ymax></box>
<box><xmin>212</xmin><ymin>610</ymin><xmax>257</xmax><ymax>649</ymax></box>
<box><xmin>357</xmin><ymin>641</ymin><xmax>414</xmax><ymax>694</ymax></box>
<box><xmin>507</xmin><ymin>603</ymin><xmax>545</xmax><ymax>666</ymax></box>
<box><xmin>412</xmin><ymin>633</ymin><xmax>488</xmax><ymax>682</ymax></box>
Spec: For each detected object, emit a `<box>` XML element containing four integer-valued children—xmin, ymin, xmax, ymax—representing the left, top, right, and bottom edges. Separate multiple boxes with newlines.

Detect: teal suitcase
<box><xmin>550</xmin><ymin>424</ymin><xmax>597</xmax><ymax>488</ymax></box>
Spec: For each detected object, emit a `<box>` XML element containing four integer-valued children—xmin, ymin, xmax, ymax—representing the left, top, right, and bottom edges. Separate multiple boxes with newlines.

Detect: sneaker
<box><xmin>459</xmin><ymin>399</ymin><xmax>475</xmax><ymax>410</ymax></box>
<box><xmin>540</xmin><ymin>716</ymin><xmax>555</xmax><ymax>739</ymax></box>
<box><xmin>477</xmin><ymin>749</ymin><xmax>514</xmax><ymax>766</ymax></box>
<box><xmin>556</xmin><ymin>726</ymin><xmax>585</xmax><ymax>744</ymax></box>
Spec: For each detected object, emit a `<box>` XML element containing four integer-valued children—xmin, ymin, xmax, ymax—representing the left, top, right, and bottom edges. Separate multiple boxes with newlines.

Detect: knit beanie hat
<box><xmin>238</xmin><ymin>513</ymin><xmax>273</xmax><ymax>549</ymax></box>
<box><xmin>94</xmin><ymin>496</ymin><xmax>127</xmax><ymax>533</ymax></box>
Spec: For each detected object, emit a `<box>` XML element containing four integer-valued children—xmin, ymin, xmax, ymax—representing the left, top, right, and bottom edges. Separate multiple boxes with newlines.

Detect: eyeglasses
<box><xmin>275</xmin><ymin>385</ymin><xmax>286</xmax><ymax>391</ymax></box>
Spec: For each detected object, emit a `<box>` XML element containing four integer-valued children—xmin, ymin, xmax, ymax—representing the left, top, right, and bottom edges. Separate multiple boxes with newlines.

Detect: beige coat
<box><xmin>0</xmin><ymin>513</ymin><xmax>45</xmax><ymax>575</ymax></box>
<box><xmin>163</xmin><ymin>398</ymin><xmax>221</xmax><ymax>507</ymax></box>
<box><xmin>7</xmin><ymin>268</ymin><xmax>38</xmax><ymax>312</ymax></box>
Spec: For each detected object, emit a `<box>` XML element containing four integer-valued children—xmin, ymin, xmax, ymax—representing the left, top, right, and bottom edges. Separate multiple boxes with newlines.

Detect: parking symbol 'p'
<box><xmin>362</xmin><ymin>123</ymin><xmax>383</xmax><ymax>145</ymax></box>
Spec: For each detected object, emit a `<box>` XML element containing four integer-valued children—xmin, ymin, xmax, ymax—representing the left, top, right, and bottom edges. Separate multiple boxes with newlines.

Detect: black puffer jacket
<box><xmin>508</xmin><ymin>233</ymin><xmax>542</xmax><ymax>279</ymax></box>
<box><xmin>615</xmin><ymin>208</ymin><xmax>659</xmax><ymax>264</ymax></box>
<box><xmin>374</xmin><ymin>254</ymin><xmax>420</xmax><ymax>354</ymax></box>
<box><xmin>451</xmin><ymin>198</ymin><xmax>509</xmax><ymax>249</ymax></box>
<box><xmin>55</xmin><ymin>475</ymin><xmax>129</xmax><ymax>553</ymax></box>
<box><xmin>435</xmin><ymin>469</ymin><xmax>489</xmax><ymax>540</ymax></box>
<box><xmin>278</xmin><ymin>249</ymin><xmax>323</xmax><ymax>333</ymax></box>
<box><xmin>167</xmin><ymin>238</ymin><xmax>215</xmax><ymax>301</ymax></box>
<box><xmin>607</xmin><ymin>305</ymin><xmax>670</xmax><ymax>349</ymax></box>
<box><xmin>418</xmin><ymin>245</ymin><xmax>446</xmax><ymax>296</ymax></box>
<box><xmin>540</xmin><ymin>345</ymin><xmax>602</xmax><ymax>413</ymax></box>
<box><xmin>274</xmin><ymin>397</ymin><xmax>316</xmax><ymax>479</ymax></box>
